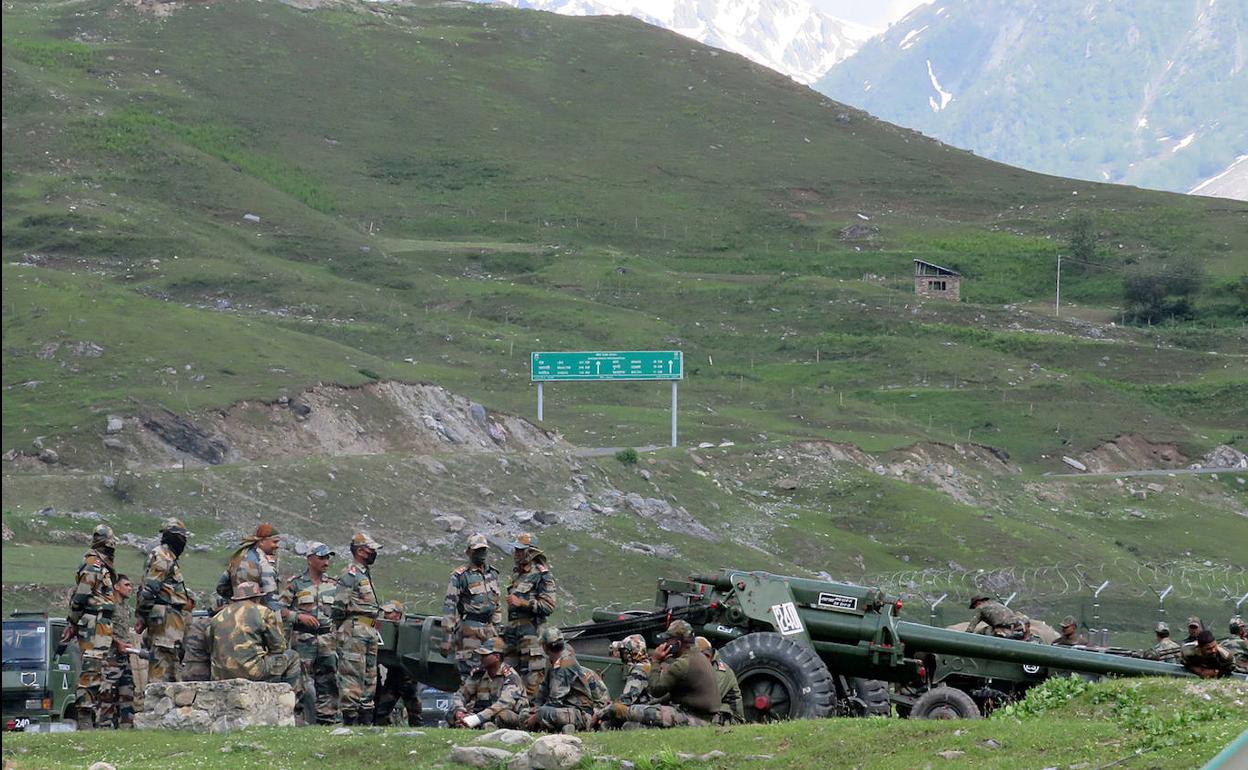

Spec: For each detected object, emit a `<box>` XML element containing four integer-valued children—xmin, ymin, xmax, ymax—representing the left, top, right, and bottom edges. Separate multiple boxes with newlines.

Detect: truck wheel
<box><xmin>717</xmin><ymin>632</ymin><xmax>835</xmax><ymax>721</ymax></box>
<box><xmin>849</xmin><ymin>678</ymin><xmax>892</xmax><ymax>717</ymax></box>
<box><xmin>910</xmin><ymin>687</ymin><xmax>981</xmax><ymax>720</ymax></box>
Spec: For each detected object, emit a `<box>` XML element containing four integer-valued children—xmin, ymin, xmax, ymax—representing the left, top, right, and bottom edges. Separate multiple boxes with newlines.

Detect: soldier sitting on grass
<box><xmin>449</xmin><ymin>637</ymin><xmax>529</xmax><ymax>729</ymax></box>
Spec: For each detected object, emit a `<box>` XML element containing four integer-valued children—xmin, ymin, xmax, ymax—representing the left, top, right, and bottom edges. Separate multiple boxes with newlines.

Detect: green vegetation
<box><xmin>614</xmin><ymin>448</ymin><xmax>639</xmax><ymax>465</ymax></box>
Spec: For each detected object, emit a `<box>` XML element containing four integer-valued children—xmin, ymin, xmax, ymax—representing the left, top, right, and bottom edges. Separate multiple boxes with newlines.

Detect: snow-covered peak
<box><xmin>473</xmin><ymin>0</ymin><xmax>878</xmax><ymax>83</ymax></box>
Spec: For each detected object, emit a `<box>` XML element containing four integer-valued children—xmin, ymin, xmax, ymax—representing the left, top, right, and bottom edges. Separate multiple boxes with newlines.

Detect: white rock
<box><xmin>475</xmin><ymin>729</ymin><xmax>534</xmax><ymax>746</ymax></box>
<box><xmin>450</xmin><ymin>745</ymin><xmax>515</xmax><ymax>767</ymax></box>
<box><xmin>88</xmin><ymin>764</ymin><xmax>117</xmax><ymax>770</ymax></box>
<box><xmin>331</xmin><ymin>727</ymin><xmax>353</xmax><ymax>735</ymax></box>
<box><xmin>527</xmin><ymin>735</ymin><xmax>584</xmax><ymax>770</ymax></box>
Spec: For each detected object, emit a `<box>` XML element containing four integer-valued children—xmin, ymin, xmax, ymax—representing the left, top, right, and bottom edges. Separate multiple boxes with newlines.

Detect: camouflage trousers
<box><xmin>75</xmin><ymin>654</ymin><xmax>106</xmax><ymax>730</ymax></box>
<box><xmin>145</xmin><ymin>611</ymin><xmax>187</xmax><ymax>683</ymax></box>
<box><xmin>146</xmin><ymin>643</ymin><xmax>181</xmax><ymax>684</ymax></box>
<box><xmin>295</xmin><ymin>634</ymin><xmax>340</xmax><ymax>725</ymax></box>
<box><xmin>487</xmin><ymin>709</ymin><xmax>528</xmax><ymax>729</ymax></box>
<box><xmin>98</xmin><ymin>656</ymin><xmax>135</xmax><ymax>729</ymax></box>
<box><xmin>258</xmin><ymin>649</ymin><xmax>305</xmax><ymax>692</ymax></box>
<box><xmin>502</xmin><ymin>621</ymin><xmax>547</xmax><ymax>698</ymax></box>
<box><xmin>603</xmin><ymin>702</ymin><xmax>708</xmax><ymax>729</ymax></box>
<box><xmin>179</xmin><ymin>655</ymin><xmax>211</xmax><ymax>683</ymax></box>
<box><xmin>534</xmin><ymin>705</ymin><xmax>592</xmax><ymax>732</ymax></box>
<box><xmin>336</xmin><ymin>618</ymin><xmax>379</xmax><ymax>716</ymax></box>
<box><xmin>453</xmin><ymin>620</ymin><xmax>497</xmax><ymax>680</ymax></box>
<box><xmin>375</xmin><ymin>665</ymin><xmax>421</xmax><ymax>726</ymax></box>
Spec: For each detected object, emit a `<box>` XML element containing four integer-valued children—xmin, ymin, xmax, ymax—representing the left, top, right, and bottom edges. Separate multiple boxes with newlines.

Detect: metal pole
<box><xmin>1055</xmin><ymin>254</ymin><xmax>1062</xmax><ymax>317</ymax></box>
<box><xmin>671</xmin><ymin>381</ymin><xmax>678</xmax><ymax>448</ymax></box>
<box><xmin>537</xmin><ymin>382</ymin><xmax>544</xmax><ymax>422</ymax></box>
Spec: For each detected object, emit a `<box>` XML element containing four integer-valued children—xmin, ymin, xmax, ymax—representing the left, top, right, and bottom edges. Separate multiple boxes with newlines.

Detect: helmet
<box><xmin>661</xmin><ymin>619</ymin><xmax>694</xmax><ymax>642</ymax></box>
<box><xmin>968</xmin><ymin>595</ymin><xmax>991</xmax><ymax>609</ymax></box>
<box><xmin>693</xmin><ymin>636</ymin><xmax>714</xmax><ymax>657</ymax></box>
<box><xmin>351</xmin><ymin>532</ymin><xmax>382</xmax><ymax>550</ymax></box>
<box><xmin>539</xmin><ymin>626</ymin><xmax>565</xmax><ymax>647</ymax></box>
<box><xmin>466</xmin><ymin>533</ymin><xmax>488</xmax><ymax>551</ymax></box>
<box><xmin>160</xmin><ymin>518</ymin><xmax>190</xmax><ymax>536</ymax></box>
<box><xmin>475</xmin><ymin>637</ymin><xmax>506</xmax><ymax>656</ymax></box>
<box><xmin>91</xmin><ymin>524</ymin><xmax>117</xmax><ymax>549</ymax></box>
<box><xmin>231</xmin><ymin>581</ymin><xmax>264</xmax><ymax>601</ymax></box>
<box><xmin>617</xmin><ymin>634</ymin><xmax>647</xmax><ymax>661</ymax></box>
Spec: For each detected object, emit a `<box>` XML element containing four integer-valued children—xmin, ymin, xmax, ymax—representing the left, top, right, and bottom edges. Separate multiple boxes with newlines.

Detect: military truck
<box><xmin>2</xmin><ymin>612</ymin><xmax>80</xmax><ymax>732</ymax></box>
<box><xmin>380</xmin><ymin>568</ymin><xmax>1245</xmax><ymax>721</ymax></box>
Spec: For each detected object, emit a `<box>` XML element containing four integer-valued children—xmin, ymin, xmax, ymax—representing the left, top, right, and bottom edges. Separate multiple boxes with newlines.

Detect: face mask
<box><xmin>469</xmin><ymin>549</ymin><xmax>487</xmax><ymax>567</ymax></box>
<box><xmin>363</xmin><ymin>550</ymin><xmax>377</xmax><ymax>566</ymax></box>
<box><xmin>98</xmin><ymin>545</ymin><xmax>116</xmax><ymax>560</ymax></box>
<box><xmin>163</xmin><ymin>532</ymin><xmax>187</xmax><ymax>557</ymax></box>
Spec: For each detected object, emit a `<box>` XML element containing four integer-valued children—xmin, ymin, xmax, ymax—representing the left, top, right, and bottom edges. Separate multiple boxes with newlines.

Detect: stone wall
<box><xmin>135</xmin><ymin>679</ymin><xmax>296</xmax><ymax>732</ymax></box>
<box><xmin>914</xmin><ymin>275</ymin><xmax>961</xmax><ymax>301</ymax></box>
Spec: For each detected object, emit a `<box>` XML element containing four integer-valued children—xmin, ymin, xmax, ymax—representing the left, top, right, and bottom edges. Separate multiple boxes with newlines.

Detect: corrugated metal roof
<box><xmin>913</xmin><ymin>259</ymin><xmax>961</xmax><ymax>276</ymax></box>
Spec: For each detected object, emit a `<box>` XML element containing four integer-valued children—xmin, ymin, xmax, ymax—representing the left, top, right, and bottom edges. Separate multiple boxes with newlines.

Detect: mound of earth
<box><xmin>1078</xmin><ymin>434</ymin><xmax>1188</xmax><ymax>473</ymax></box>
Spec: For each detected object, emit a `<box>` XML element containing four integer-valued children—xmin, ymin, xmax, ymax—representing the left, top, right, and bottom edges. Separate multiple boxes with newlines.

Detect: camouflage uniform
<box><xmin>531</xmin><ymin>633</ymin><xmax>609</xmax><ymax>732</ymax></box>
<box><xmin>179</xmin><ymin>612</ymin><xmax>214</xmax><ymax>682</ymax></box>
<box><xmin>504</xmin><ymin>533</ymin><xmax>557</xmax><ymax>697</ymax></box>
<box><xmin>217</xmin><ymin>546</ymin><xmax>282</xmax><ymax>613</ymax></box>
<box><xmin>1180</xmin><ymin>639</ymin><xmax>1236</xmax><ymax>678</ymax></box>
<box><xmin>618</xmin><ymin>661</ymin><xmax>653</xmax><ymax>706</ymax></box>
<box><xmin>332</xmin><ymin>533</ymin><xmax>383</xmax><ymax>723</ymax></box>
<box><xmin>966</xmin><ymin>597</ymin><xmax>1023</xmax><ymax>638</ymax></box>
<box><xmin>281</xmin><ymin>564</ymin><xmax>339</xmax><ymax>724</ymax></box>
<box><xmin>1220</xmin><ymin>618</ymin><xmax>1248</xmax><ymax>673</ymax></box>
<box><xmin>451</xmin><ymin>639</ymin><xmax>530</xmax><ymax>729</ymax></box>
<box><xmin>693</xmin><ymin>636</ymin><xmax>742</xmax><ymax>724</ymax></box>
<box><xmin>617</xmin><ymin>622</ymin><xmax>718</xmax><ymax>729</ymax></box>
<box><xmin>442</xmin><ymin>534</ymin><xmax>502</xmax><ymax>680</ymax></box>
<box><xmin>1146</xmin><ymin>638</ymin><xmax>1182</xmax><ymax>662</ymax></box>
<box><xmin>65</xmin><ymin>526</ymin><xmax>118</xmax><ymax>730</ymax></box>
<box><xmin>137</xmin><ymin>521</ymin><xmax>191</xmax><ymax>683</ymax></box>
<box><xmin>207</xmin><ymin>584</ymin><xmax>302</xmax><ymax>691</ymax></box>
<box><xmin>375</xmin><ymin>600</ymin><xmax>421</xmax><ymax>726</ymax></box>
<box><xmin>98</xmin><ymin>589</ymin><xmax>136</xmax><ymax>728</ymax></box>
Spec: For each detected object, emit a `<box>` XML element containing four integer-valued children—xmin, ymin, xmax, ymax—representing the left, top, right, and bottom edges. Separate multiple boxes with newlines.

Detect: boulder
<box><xmin>434</xmin><ymin>514</ymin><xmax>468</xmax><ymax>533</ymax></box>
<box><xmin>474</xmin><ymin>729</ymin><xmax>534</xmax><ymax>746</ymax></box>
<box><xmin>135</xmin><ymin>680</ymin><xmax>295</xmax><ymax>732</ymax></box>
<box><xmin>38</xmin><ymin>448</ymin><xmax>59</xmax><ymax>465</ymax></box>
<box><xmin>527</xmin><ymin>735</ymin><xmax>585</xmax><ymax>770</ymax></box>
<box><xmin>449</xmin><ymin>746</ymin><xmax>514</xmax><ymax>767</ymax></box>
<box><xmin>105</xmin><ymin>416</ymin><xmax>125</xmax><ymax>434</ymax></box>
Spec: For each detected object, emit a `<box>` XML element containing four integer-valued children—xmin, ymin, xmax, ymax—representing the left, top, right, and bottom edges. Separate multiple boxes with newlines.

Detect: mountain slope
<box><xmin>472</xmin><ymin>0</ymin><xmax>877</xmax><ymax>83</ymax></box>
<box><xmin>815</xmin><ymin>0</ymin><xmax>1248</xmax><ymax>196</ymax></box>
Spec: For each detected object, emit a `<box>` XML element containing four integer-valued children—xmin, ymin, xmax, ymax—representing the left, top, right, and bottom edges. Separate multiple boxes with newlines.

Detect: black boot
<box><xmin>359</xmin><ymin>708</ymin><xmax>374</xmax><ymax>726</ymax></box>
<box><xmin>341</xmin><ymin>711</ymin><xmax>357</xmax><ymax>726</ymax></box>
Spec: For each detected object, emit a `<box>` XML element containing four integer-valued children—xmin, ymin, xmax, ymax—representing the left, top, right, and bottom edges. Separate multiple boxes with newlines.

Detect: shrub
<box><xmin>615</xmin><ymin>447</ymin><xmax>639</xmax><ymax>465</ymax></box>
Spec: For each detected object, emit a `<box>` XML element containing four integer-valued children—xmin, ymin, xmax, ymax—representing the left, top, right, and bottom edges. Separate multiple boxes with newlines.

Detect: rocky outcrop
<box><xmin>141</xmin><ymin>408</ymin><xmax>231</xmax><ymax>465</ymax></box>
<box><xmin>135</xmin><ymin>680</ymin><xmax>296</xmax><ymax>732</ymax></box>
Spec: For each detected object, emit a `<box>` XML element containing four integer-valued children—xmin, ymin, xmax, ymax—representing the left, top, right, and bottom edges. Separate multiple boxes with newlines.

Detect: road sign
<box><xmin>530</xmin><ymin>351</ymin><xmax>683</xmax><ymax>382</ymax></box>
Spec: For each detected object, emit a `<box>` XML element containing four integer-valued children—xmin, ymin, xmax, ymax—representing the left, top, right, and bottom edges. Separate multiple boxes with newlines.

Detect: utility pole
<box><xmin>1055</xmin><ymin>254</ymin><xmax>1062</xmax><ymax>318</ymax></box>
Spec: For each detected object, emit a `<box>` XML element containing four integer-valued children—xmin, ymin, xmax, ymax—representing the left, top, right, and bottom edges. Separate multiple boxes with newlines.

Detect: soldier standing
<box><xmin>1144</xmin><ymin>622</ymin><xmax>1182</xmax><ymax>662</ymax></box>
<box><xmin>966</xmin><ymin>595</ymin><xmax>1024</xmax><ymax>638</ymax></box>
<box><xmin>332</xmin><ymin>532</ymin><xmax>383</xmax><ymax>725</ymax></box>
<box><xmin>694</xmin><ymin>636</ymin><xmax>743</xmax><ymax>724</ymax></box>
<box><xmin>375</xmin><ymin>600</ymin><xmax>422</xmax><ymax>726</ymax></box>
<box><xmin>280</xmin><ymin>541</ymin><xmax>340</xmax><ymax>725</ymax></box>
<box><xmin>450</xmin><ymin>637</ymin><xmax>529</xmax><ymax>729</ymax></box>
<box><xmin>136</xmin><ymin>518</ymin><xmax>191</xmax><ymax>683</ymax></box>
<box><xmin>98</xmin><ymin>574</ymin><xmax>137</xmax><ymax>729</ymax></box>
<box><xmin>442</xmin><ymin>533</ymin><xmax>502</xmax><ymax>680</ymax></box>
<box><xmin>206</xmin><ymin>582</ymin><xmax>303</xmax><ymax>696</ymax></box>
<box><xmin>504</xmin><ymin>532</ymin><xmax>556</xmax><ymax>697</ymax></box>
<box><xmin>216</xmin><ymin>523</ymin><xmax>283</xmax><ymax>615</ymax></box>
<box><xmin>61</xmin><ymin>524</ymin><xmax>118</xmax><ymax>730</ymax></box>
<box><xmin>1051</xmin><ymin>616</ymin><xmax>1088</xmax><ymax>646</ymax></box>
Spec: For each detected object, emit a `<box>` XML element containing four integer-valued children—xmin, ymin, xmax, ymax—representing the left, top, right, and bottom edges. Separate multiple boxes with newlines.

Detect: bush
<box><xmin>1122</xmin><ymin>260</ymin><xmax>1204</xmax><ymax>324</ymax></box>
<box><xmin>615</xmin><ymin>447</ymin><xmax>639</xmax><ymax>465</ymax></box>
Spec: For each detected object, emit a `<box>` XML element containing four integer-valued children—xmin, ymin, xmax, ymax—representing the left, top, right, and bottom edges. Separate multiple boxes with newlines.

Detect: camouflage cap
<box><xmin>1186</xmin><ymin>616</ymin><xmax>1202</xmax><ymax>629</ymax></box>
<box><xmin>1230</xmin><ymin>616</ymin><xmax>1245</xmax><ymax>633</ymax></box>
<box><xmin>231</xmin><ymin>581</ymin><xmax>264</xmax><ymax>601</ymax></box>
<box><xmin>305</xmin><ymin>541</ymin><xmax>335</xmax><ymax>558</ymax></box>
<box><xmin>91</xmin><ymin>524</ymin><xmax>117</xmax><ymax>548</ymax></box>
<box><xmin>694</xmin><ymin>636</ymin><xmax>714</xmax><ymax>657</ymax></box>
<box><xmin>380</xmin><ymin>600</ymin><xmax>404</xmax><ymax>615</ymax></box>
<box><xmin>1155</xmin><ymin>621</ymin><xmax>1170</xmax><ymax>633</ymax></box>
<box><xmin>617</xmin><ymin>634</ymin><xmax>647</xmax><ymax>660</ymax></box>
<box><xmin>661</xmin><ymin>619</ymin><xmax>695</xmax><ymax>642</ymax></box>
<box><xmin>351</xmin><ymin>532</ymin><xmax>382</xmax><ymax>550</ymax></box>
<box><xmin>539</xmin><ymin>626</ymin><xmax>565</xmax><ymax>646</ymax></box>
<box><xmin>254</xmin><ymin>522</ymin><xmax>280</xmax><ymax>539</ymax></box>
<box><xmin>474</xmin><ymin>637</ymin><xmax>506</xmax><ymax>656</ymax></box>
<box><xmin>466</xmin><ymin>533</ymin><xmax>489</xmax><ymax>551</ymax></box>
<box><xmin>1061</xmin><ymin>616</ymin><xmax>1077</xmax><ymax>628</ymax></box>
<box><xmin>968</xmin><ymin>595</ymin><xmax>991</xmax><ymax>609</ymax></box>
<box><xmin>160</xmin><ymin>517</ymin><xmax>190</xmax><ymax>536</ymax></box>
<box><xmin>511</xmin><ymin>532</ymin><xmax>541</xmax><ymax>552</ymax></box>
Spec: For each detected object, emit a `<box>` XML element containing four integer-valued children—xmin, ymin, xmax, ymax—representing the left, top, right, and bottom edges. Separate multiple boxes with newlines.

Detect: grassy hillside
<box><xmin>2</xmin><ymin>0</ymin><xmax>1246</xmax><ymax>641</ymax></box>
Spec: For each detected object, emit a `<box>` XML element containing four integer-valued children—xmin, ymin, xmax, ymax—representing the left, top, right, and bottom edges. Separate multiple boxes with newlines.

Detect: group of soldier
<box><xmin>965</xmin><ymin>595</ymin><xmax>1248</xmax><ymax>678</ymax></box>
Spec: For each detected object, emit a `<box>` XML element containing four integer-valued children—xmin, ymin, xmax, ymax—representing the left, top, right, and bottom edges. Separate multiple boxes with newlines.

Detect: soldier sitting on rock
<box><xmin>207</xmin><ymin>581</ymin><xmax>304</xmax><ymax>703</ymax></box>
<box><xmin>450</xmin><ymin>637</ymin><xmax>529</xmax><ymax>729</ymax></box>
<box><xmin>375</xmin><ymin>600</ymin><xmax>422</xmax><ymax>726</ymax></box>
<box><xmin>523</xmin><ymin>627</ymin><xmax>610</xmax><ymax>733</ymax></box>
<box><xmin>180</xmin><ymin>593</ymin><xmax>222</xmax><ymax>683</ymax></box>
<box><xmin>694</xmin><ymin>636</ymin><xmax>743</xmax><ymax>724</ymax></box>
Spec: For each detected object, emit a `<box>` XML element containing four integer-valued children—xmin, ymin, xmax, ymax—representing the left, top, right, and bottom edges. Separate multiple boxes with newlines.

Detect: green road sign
<box><xmin>531</xmin><ymin>351</ymin><xmax>683</xmax><ymax>382</ymax></box>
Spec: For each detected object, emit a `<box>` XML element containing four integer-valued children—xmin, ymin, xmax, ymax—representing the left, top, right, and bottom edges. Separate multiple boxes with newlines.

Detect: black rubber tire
<box><xmin>849</xmin><ymin>678</ymin><xmax>892</xmax><ymax>717</ymax></box>
<box><xmin>910</xmin><ymin>686</ymin><xmax>982</xmax><ymax>720</ymax></box>
<box><xmin>717</xmin><ymin>632</ymin><xmax>836</xmax><ymax>721</ymax></box>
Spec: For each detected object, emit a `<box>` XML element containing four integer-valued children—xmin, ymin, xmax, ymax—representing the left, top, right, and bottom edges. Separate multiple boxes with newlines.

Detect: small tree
<box><xmin>1067</xmin><ymin>212</ymin><xmax>1098</xmax><ymax>275</ymax></box>
<box><xmin>1123</xmin><ymin>261</ymin><xmax>1204</xmax><ymax>324</ymax></box>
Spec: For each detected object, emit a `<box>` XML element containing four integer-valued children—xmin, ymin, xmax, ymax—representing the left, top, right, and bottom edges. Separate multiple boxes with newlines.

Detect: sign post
<box><xmin>531</xmin><ymin>351</ymin><xmax>684</xmax><ymax>448</ymax></box>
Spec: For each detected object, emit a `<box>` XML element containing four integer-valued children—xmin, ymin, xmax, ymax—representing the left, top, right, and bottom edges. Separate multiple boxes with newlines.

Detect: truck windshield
<box><xmin>2</xmin><ymin>621</ymin><xmax>47</xmax><ymax>664</ymax></box>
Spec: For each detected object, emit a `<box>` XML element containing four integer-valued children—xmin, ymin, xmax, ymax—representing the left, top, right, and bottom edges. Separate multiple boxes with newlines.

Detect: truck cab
<box><xmin>2</xmin><ymin>612</ymin><xmax>80</xmax><ymax>732</ymax></box>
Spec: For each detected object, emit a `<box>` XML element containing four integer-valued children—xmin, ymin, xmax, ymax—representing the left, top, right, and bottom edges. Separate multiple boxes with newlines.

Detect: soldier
<box><xmin>136</xmin><ymin>518</ymin><xmax>191</xmax><ymax>683</ymax></box>
<box><xmin>1018</xmin><ymin>615</ymin><xmax>1042</xmax><ymax>644</ymax></box>
<box><xmin>607</xmin><ymin>620</ymin><xmax>720</xmax><ymax>729</ymax></box>
<box><xmin>694</xmin><ymin>636</ymin><xmax>743</xmax><ymax>724</ymax></box>
<box><xmin>966</xmin><ymin>595</ymin><xmax>1024</xmax><ymax>639</ymax></box>
<box><xmin>207</xmin><ymin>581</ymin><xmax>303</xmax><ymax>698</ymax></box>
<box><xmin>1143</xmin><ymin>621</ymin><xmax>1182</xmax><ymax>662</ymax></box>
<box><xmin>593</xmin><ymin>634</ymin><xmax>652</xmax><ymax>729</ymax></box>
<box><xmin>504</xmin><ymin>532</ymin><xmax>557</xmax><ymax>698</ymax></box>
<box><xmin>375</xmin><ymin>600</ymin><xmax>422</xmax><ymax>726</ymax></box>
<box><xmin>523</xmin><ymin>627</ymin><xmax>609</xmax><ymax>733</ymax></box>
<box><xmin>280</xmin><ymin>541</ymin><xmax>339</xmax><ymax>725</ymax></box>
<box><xmin>1180</xmin><ymin>630</ymin><xmax>1236</xmax><ymax>679</ymax></box>
<box><xmin>98</xmin><ymin>574</ymin><xmax>137</xmax><ymax>729</ymax></box>
<box><xmin>332</xmin><ymin>532</ymin><xmax>383</xmax><ymax>725</ymax></box>
<box><xmin>1051</xmin><ymin>616</ymin><xmax>1088</xmax><ymax>646</ymax></box>
<box><xmin>217</xmin><ymin>523</ymin><xmax>283</xmax><ymax>615</ymax></box>
<box><xmin>450</xmin><ymin>637</ymin><xmax>529</xmax><ymax>729</ymax></box>
<box><xmin>1221</xmin><ymin>616</ymin><xmax>1247</xmax><ymax>673</ymax></box>
<box><xmin>179</xmin><ymin>593</ymin><xmax>219</xmax><ymax>682</ymax></box>
<box><xmin>442</xmin><ymin>533</ymin><xmax>502</xmax><ymax>680</ymax></box>
<box><xmin>1182</xmin><ymin>616</ymin><xmax>1204</xmax><ymax>645</ymax></box>
<box><xmin>60</xmin><ymin>523</ymin><xmax>118</xmax><ymax>730</ymax></box>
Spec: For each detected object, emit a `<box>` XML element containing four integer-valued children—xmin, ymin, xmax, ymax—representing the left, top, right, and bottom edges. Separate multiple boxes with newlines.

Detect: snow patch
<box><xmin>1173</xmin><ymin>132</ymin><xmax>1197</xmax><ymax>152</ymax></box>
<box><xmin>899</xmin><ymin>25</ymin><xmax>928</xmax><ymax>50</ymax></box>
<box><xmin>926</xmin><ymin>59</ymin><xmax>953</xmax><ymax>112</ymax></box>
<box><xmin>1137</xmin><ymin>116</ymin><xmax>1148</xmax><ymax>128</ymax></box>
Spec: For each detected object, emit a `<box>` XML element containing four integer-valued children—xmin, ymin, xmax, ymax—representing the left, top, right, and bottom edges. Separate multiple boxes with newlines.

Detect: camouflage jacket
<box><xmin>217</xmin><ymin>545</ymin><xmax>282</xmax><ymax>613</ymax></box>
<box><xmin>332</xmin><ymin>562</ymin><xmax>380</xmax><ymax>623</ymax></box>
<box><xmin>619</xmin><ymin>661</ymin><xmax>653</xmax><ymax>705</ymax></box>
<box><xmin>968</xmin><ymin>601</ymin><xmax>1021</xmax><ymax>633</ymax></box>
<box><xmin>108</xmin><ymin>595</ymin><xmax>135</xmax><ymax>660</ymax></box>
<box><xmin>506</xmin><ymin>562</ymin><xmax>556</xmax><ymax>625</ymax></box>
<box><xmin>66</xmin><ymin>549</ymin><xmax>117</xmax><ymax>655</ymax></box>
<box><xmin>1144</xmin><ymin>638</ymin><xmax>1182</xmax><ymax>662</ymax></box>
<box><xmin>280</xmin><ymin>570</ymin><xmax>337</xmax><ymax>643</ymax></box>
<box><xmin>712</xmin><ymin>658</ymin><xmax>743</xmax><ymax>720</ymax></box>
<box><xmin>648</xmin><ymin>648</ymin><xmax>720</xmax><ymax>718</ymax></box>
<box><xmin>207</xmin><ymin>601</ymin><xmax>288</xmax><ymax>680</ymax></box>
<box><xmin>180</xmin><ymin>613</ymin><xmax>213</xmax><ymax>681</ymax></box>
<box><xmin>1052</xmin><ymin>634</ymin><xmax>1089</xmax><ymax>647</ymax></box>
<box><xmin>1180</xmin><ymin>641</ymin><xmax>1236</xmax><ymax>677</ymax></box>
<box><xmin>537</xmin><ymin>646</ymin><xmax>610</xmax><ymax>711</ymax></box>
<box><xmin>451</xmin><ymin>662</ymin><xmax>529</xmax><ymax>720</ymax></box>
<box><xmin>1218</xmin><ymin>636</ymin><xmax>1248</xmax><ymax>671</ymax></box>
<box><xmin>138</xmin><ymin>543</ymin><xmax>190</xmax><ymax>627</ymax></box>
<box><xmin>443</xmin><ymin>563</ymin><xmax>501</xmax><ymax>635</ymax></box>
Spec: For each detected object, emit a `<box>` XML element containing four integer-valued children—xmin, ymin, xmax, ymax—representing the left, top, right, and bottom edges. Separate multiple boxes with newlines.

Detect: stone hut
<box><xmin>914</xmin><ymin>259</ymin><xmax>961</xmax><ymax>301</ymax></box>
